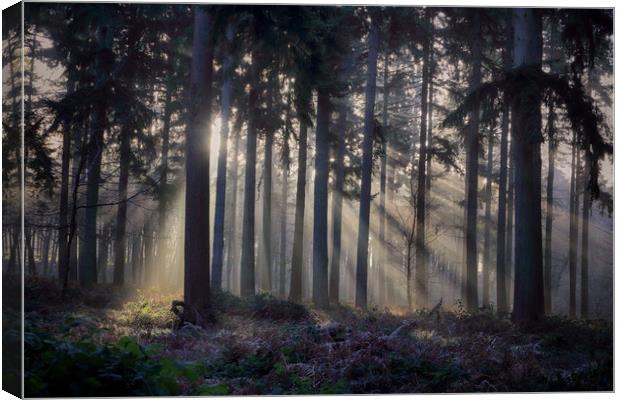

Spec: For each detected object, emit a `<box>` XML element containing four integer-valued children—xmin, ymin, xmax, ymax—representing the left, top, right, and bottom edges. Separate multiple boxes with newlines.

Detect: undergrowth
<box><xmin>23</xmin><ymin>277</ymin><xmax>613</xmax><ymax>396</ymax></box>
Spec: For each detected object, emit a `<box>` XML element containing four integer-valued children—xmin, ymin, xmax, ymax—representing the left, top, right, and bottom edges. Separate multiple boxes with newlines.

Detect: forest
<box><xmin>1</xmin><ymin>3</ymin><xmax>614</xmax><ymax>396</ymax></box>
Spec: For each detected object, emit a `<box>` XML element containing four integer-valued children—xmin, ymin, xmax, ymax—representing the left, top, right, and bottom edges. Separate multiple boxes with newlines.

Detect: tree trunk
<box><xmin>312</xmin><ymin>89</ymin><xmax>331</xmax><ymax>309</ymax></box>
<box><xmin>80</xmin><ymin>24</ymin><xmax>114</xmax><ymax>288</ymax></box>
<box><xmin>226</xmin><ymin>129</ymin><xmax>240</xmax><ymax>293</ymax></box>
<box><xmin>97</xmin><ymin>227</ymin><xmax>109</xmax><ymax>283</ymax></box>
<box><xmin>26</xmin><ymin>228</ymin><xmax>33</xmax><ymax>275</ymax></box>
<box><xmin>48</xmin><ymin>232</ymin><xmax>58</xmax><ymax>276</ymax></box>
<box><xmin>464</xmin><ymin>10</ymin><xmax>482</xmax><ymax>312</ymax></box>
<box><xmin>482</xmin><ymin>128</ymin><xmax>493</xmax><ymax>308</ymax></box>
<box><xmin>279</xmin><ymin>169</ymin><xmax>288</xmax><ymax>298</ymax></box>
<box><xmin>68</xmin><ymin>121</ymin><xmax>87</xmax><ymax>283</ymax></box>
<box><xmin>304</xmin><ymin>158</ymin><xmax>313</xmax><ymax>301</ymax></box>
<box><xmin>414</xmin><ymin>14</ymin><xmax>431</xmax><ymax>309</ymax></box>
<box><xmin>57</xmin><ymin>72</ymin><xmax>75</xmax><ymax>281</ymax></box>
<box><xmin>8</xmin><ymin>226</ymin><xmax>17</xmax><ymax>274</ymax></box>
<box><xmin>406</xmin><ymin>231</ymin><xmax>414</xmax><ymax>312</ymax></box>
<box><xmin>112</xmin><ymin>10</ymin><xmax>140</xmax><ymax>287</ymax></box>
<box><xmin>289</xmin><ymin>89</ymin><xmax>310</xmax><ymax>303</ymax></box>
<box><xmin>131</xmin><ymin>233</ymin><xmax>140</xmax><ymax>283</ymax></box>
<box><xmin>511</xmin><ymin>8</ymin><xmax>544</xmax><ymax>324</ymax></box>
<box><xmin>156</xmin><ymin>88</ymin><xmax>172</xmax><ymax>286</ymax></box>
<box><xmin>378</xmin><ymin>53</ymin><xmax>389</xmax><ymax>305</ymax></box>
<box><xmin>212</xmin><ymin>21</ymin><xmax>235</xmax><ymax>290</ymax></box>
<box><xmin>184</xmin><ymin>7</ymin><xmax>214</xmax><ymax>313</ymax></box>
<box><xmin>580</xmin><ymin>149</ymin><xmax>590</xmax><ymax>319</ymax></box>
<box><xmin>425</xmin><ymin>25</ymin><xmax>434</xmax><ymax>193</ymax></box>
<box><xmin>25</xmin><ymin>228</ymin><xmax>37</xmax><ymax>275</ymax></box>
<box><xmin>386</xmin><ymin>160</ymin><xmax>397</xmax><ymax>304</ymax></box>
<box><xmin>113</xmin><ymin>124</ymin><xmax>131</xmax><ymax>286</ymax></box>
<box><xmin>496</xmin><ymin>44</ymin><xmax>511</xmax><ymax>314</ymax></box>
<box><xmin>262</xmin><ymin>127</ymin><xmax>274</xmax><ymax>292</ymax></box>
<box><xmin>580</xmin><ymin>75</ymin><xmax>594</xmax><ymax>319</ymax></box>
<box><xmin>143</xmin><ymin>221</ymin><xmax>154</xmax><ymax>285</ymax></box>
<box><xmin>544</xmin><ymin>99</ymin><xmax>556</xmax><ymax>315</ymax></box>
<box><xmin>62</xmin><ymin>126</ymin><xmax>88</xmax><ymax>293</ymax></box>
<box><xmin>423</xmin><ymin>38</ymin><xmax>435</xmax><ymax>308</ymax></box>
<box><xmin>568</xmin><ymin>131</ymin><xmax>578</xmax><ymax>318</ymax></box>
<box><xmin>240</xmin><ymin>43</ymin><xmax>260</xmax><ymax>298</ymax></box>
<box><xmin>354</xmin><ymin>15</ymin><xmax>380</xmax><ymax>309</ymax></box>
<box><xmin>40</xmin><ymin>230</ymin><xmax>49</xmax><ymax>276</ymax></box>
<box><xmin>506</xmin><ymin>139</ymin><xmax>514</xmax><ymax>309</ymax></box>
<box><xmin>329</xmin><ymin>100</ymin><xmax>347</xmax><ymax>305</ymax></box>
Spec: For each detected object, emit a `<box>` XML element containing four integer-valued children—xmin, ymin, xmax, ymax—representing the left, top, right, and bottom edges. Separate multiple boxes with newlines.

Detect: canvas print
<box><xmin>1</xmin><ymin>2</ymin><xmax>614</xmax><ymax>397</ymax></box>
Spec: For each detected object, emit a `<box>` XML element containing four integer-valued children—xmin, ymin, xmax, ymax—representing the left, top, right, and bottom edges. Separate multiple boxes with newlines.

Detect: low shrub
<box><xmin>251</xmin><ymin>293</ymin><xmax>311</xmax><ymax>322</ymax></box>
<box><xmin>118</xmin><ymin>294</ymin><xmax>175</xmax><ymax>336</ymax></box>
<box><xmin>25</xmin><ymin>332</ymin><xmax>189</xmax><ymax>396</ymax></box>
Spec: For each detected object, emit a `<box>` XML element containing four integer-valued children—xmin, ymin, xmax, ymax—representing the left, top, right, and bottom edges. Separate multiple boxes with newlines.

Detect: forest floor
<box><xmin>16</xmin><ymin>276</ymin><xmax>612</xmax><ymax>396</ymax></box>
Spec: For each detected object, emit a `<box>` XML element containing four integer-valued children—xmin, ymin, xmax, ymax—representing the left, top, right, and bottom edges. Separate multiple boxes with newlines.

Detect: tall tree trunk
<box><xmin>113</xmin><ymin>123</ymin><xmax>131</xmax><ymax>286</ymax></box>
<box><xmin>580</xmin><ymin>152</ymin><xmax>590</xmax><ymax>319</ymax></box>
<box><xmin>511</xmin><ymin>8</ymin><xmax>544</xmax><ymax>324</ymax></box>
<box><xmin>544</xmin><ymin>99</ymin><xmax>556</xmax><ymax>314</ymax></box>
<box><xmin>69</xmin><ymin>121</ymin><xmax>88</xmax><ymax>283</ymax></box>
<box><xmin>568</xmin><ymin>131</ymin><xmax>578</xmax><ymax>318</ymax></box>
<box><xmin>62</xmin><ymin>127</ymin><xmax>88</xmax><ymax>293</ymax></box>
<box><xmin>505</xmin><ymin>139</ymin><xmax>514</xmax><ymax>308</ymax></box>
<box><xmin>464</xmin><ymin>10</ymin><xmax>482</xmax><ymax>312</ymax></box>
<box><xmin>240</xmin><ymin>43</ymin><xmax>260</xmax><ymax>297</ymax></box>
<box><xmin>482</xmin><ymin>128</ymin><xmax>493</xmax><ymax>308</ymax></box>
<box><xmin>304</xmin><ymin>156</ymin><xmax>314</xmax><ymax>301</ymax></box>
<box><xmin>426</xmin><ymin>54</ymin><xmax>435</xmax><ymax>195</ymax></box>
<box><xmin>6</xmin><ymin>33</ymin><xmax>21</xmax><ymax>280</ymax></box>
<box><xmin>277</xmin><ymin>91</ymin><xmax>294</xmax><ymax>298</ymax></box>
<box><xmin>279</xmin><ymin>169</ymin><xmax>288</xmax><ymax>298</ymax></box>
<box><xmin>156</xmin><ymin>88</ymin><xmax>172</xmax><ymax>286</ymax></box>
<box><xmin>226</xmin><ymin>129</ymin><xmax>240</xmax><ymax>293</ymax></box>
<box><xmin>184</xmin><ymin>7</ymin><xmax>214</xmax><ymax>312</ymax></box>
<box><xmin>496</xmin><ymin>40</ymin><xmax>511</xmax><ymax>314</ymax></box>
<box><xmin>289</xmin><ymin>88</ymin><xmax>310</xmax><ymax>303</ymax></box>
<box><xmin>57</xmin><ymin>71</ymin><xmax>75</xmax><ymax>281</ymax></box>
<box><xmin>580</xmin><ymin>75</ymin><xmax>593</xmax><ymax>319</ymax></box>
<box><xmin>414</xmin><ymin>14</ymin><xmax>431</xmax><ymax>309</ymax></box>
<box><xmin>354</xmin><ymin>15</ymin><xmax>380</xmax><ymax>309</ymax></box>
<box><xmin>423</xmin><ymin>40</ymin><xmax>435</xmax><ymax>309</ymax></box>
<box><xmin>544</xmin><ymin>19</ymin><xmax>561</xmax><ymax>315</ymax></box>
<box><xmin>312</xmin><ymin>89</ymin><xmax>331</xmax><ymax>308</ymax></box>
<box><xmin>378</xmin><ymin>53</ymin><xmax>389</xmax><ymax>305</ymax></box>
<box><xmin>425</xmin><ymin>27</ymin><xmax>434</xmax><ymax>193</ymax></box>
<box><xmin>112</xmin><ymin>9</ymin><xmax>139</xmax><ymax>287</ymax></box>
<box><xmin>212</xmin><ymin>21</ymin><xmax>235</xmax><ymax>290</ymax></box>
<box><xmin>386</xmin><ymin>139</ymin><xmax>397</xmax><ymax>304</ymax></box>
<box><xmin>262</xmin><ymin>129</ymin><xmax>274</xmax><ymax>292</ymax></box>
<box><xmin>80</xmin><ymin>24</ymin><xmax>114</xmax><ymax>288</ymax></box>
<box><xmin>329</xmin><ymin>100</ymin><xmax>347</xmax><ymax>305</ymax></box>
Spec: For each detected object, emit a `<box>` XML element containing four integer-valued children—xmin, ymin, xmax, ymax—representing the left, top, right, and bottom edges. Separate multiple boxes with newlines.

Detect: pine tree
<box><xmin>212</xmin><ymin>19</ymin><xmax>236</xmax><ymax>290</ymax></box>
<box><xmin>355</xmin><ymin>13</ymin><xmax>380</xmax><ymax>309</ymax></box>
<box><xmin>511</xmin><ymin>8</ymin><xmax>544</xmax><ymax>323</ymax></box>
<box><xmin>464</xmin><ymin>10</ymin><xmax>482</xmax><ymax>312</ymax></box>
<box><xmin>312</xmin><ymin>88</ymin><xmax>331</xmax><ymax>308</ymax></box>
<box><xmin>184</xmin><ymin>6</ymin><xmax>215</xmax><ymax>313</ymax></box>
<box><xmin>414</xmin><ymin>10</ymin><xmax>432</xmax><ymax>309</ymax></box>
<box><xmin>80</xmin><ymin>19</ymin><xmax>115</xmax><ymax>288</ymax></box>
<box><xmin>240</xmin><ymin>31</ymin><xmax>261</xmax><ymax>298</ymax></box>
